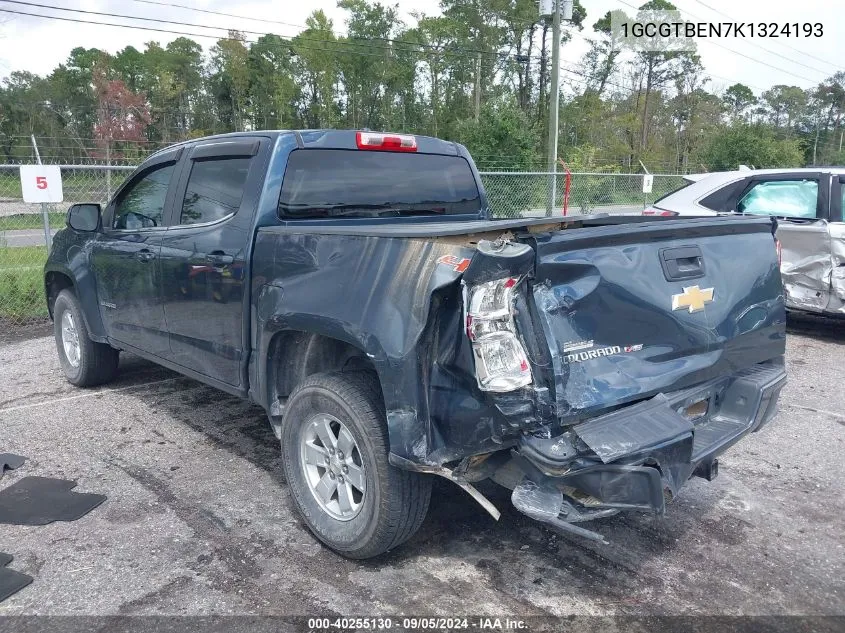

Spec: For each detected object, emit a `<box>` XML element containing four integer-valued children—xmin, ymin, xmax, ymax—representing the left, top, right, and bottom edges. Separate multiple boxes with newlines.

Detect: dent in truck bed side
<box><xmin>251</xmin><ymin>229</ymin><xmax>547</xmax><ymax>466</ymax></box>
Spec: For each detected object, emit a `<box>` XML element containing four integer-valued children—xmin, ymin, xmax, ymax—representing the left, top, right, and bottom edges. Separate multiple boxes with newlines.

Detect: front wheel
<box><xmin>281</xmin><ymin>371</ymin><xmax>431</xmax><ymax>559</ymax></box>
<box><xmin>53</xmin><ymin>289</ymin><xmax>119</xmax><ymax>387</ymax></box>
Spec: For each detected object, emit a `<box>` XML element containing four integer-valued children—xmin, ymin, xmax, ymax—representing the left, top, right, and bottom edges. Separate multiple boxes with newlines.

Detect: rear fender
<box><xmin>44</xmin><ymin>232</ymin><xmax>108</xmax><ymax>343</ymax></box>
<box><xmin>251</xmin><ymin>231</ymin><xmax>505</xmax><ymax>465</ymax></box>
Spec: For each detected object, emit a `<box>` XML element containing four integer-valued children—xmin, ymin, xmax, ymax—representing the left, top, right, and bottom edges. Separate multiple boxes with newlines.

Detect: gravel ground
<box><xmin>0</xmin><ymin>321</ymin><xmax>843</xmax><ymax>618</ymax></box>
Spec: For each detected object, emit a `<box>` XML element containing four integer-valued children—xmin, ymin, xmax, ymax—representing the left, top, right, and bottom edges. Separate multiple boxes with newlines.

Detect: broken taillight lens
<box><xmin>465</xmin><ymin>277</ymin><xmax>532</xmax><ymax>392</ymax></box>
<box><xmin>775</xmin><ymin>237</ymin><xmax>782</xmax><ymax>266</ymax></box>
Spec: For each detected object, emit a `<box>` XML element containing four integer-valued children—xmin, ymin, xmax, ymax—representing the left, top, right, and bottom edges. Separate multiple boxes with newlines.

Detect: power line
<box><xmin>128</xmin><ymin>0</ymin><xmax>311</xmax><ymax>32</ymax></box>
<box><xmin>689</xmin><ymin>0</ymin><xmax>845</xmax><ymax>74</ymax></box>
<box><xmin>615</xmin><ymin>0</ymin><xmax>827</xmax><ymax>86</ymax></box>
<box><xmin>124</xmin><ymin>0</ymin><xmax>562</xmax><ymax>66</ymax></box>
<box><xmin>0</xmin><ymin>7</ymin><xmax>416</xmax><ymax>60</ymax></box>
<box><xmin>678</xmin><ymin>0</ymin><xmax>835</xmax><ymax>79</ymax></box>
<box><xmin>0</xmin><ymin>2</ymin><xmax>399</xmax><ymax>59</ymax></box>
<box><xmin>0</xmin><ymin>0</ymin><xmax>539</xmax><ymax>66</ymax></box>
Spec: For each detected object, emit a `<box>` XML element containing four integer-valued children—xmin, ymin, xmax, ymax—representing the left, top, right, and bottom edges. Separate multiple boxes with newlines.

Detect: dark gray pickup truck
<box><xmin>45</xmin><ymin>130</ymin><xmax>787</xmax><ymax>558</ymax></box>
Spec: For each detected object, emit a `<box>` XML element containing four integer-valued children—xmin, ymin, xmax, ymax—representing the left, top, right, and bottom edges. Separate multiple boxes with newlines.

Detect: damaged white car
<box><xmin>644</xmin><ymin>168</ymin><xmax>845</xmax><ymax>316</ymax></box>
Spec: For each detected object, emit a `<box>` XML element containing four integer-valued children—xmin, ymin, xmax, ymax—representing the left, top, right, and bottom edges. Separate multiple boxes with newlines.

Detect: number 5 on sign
<box><xmin>20</xmin><ymin>165</ymin><xmax>63</xmax><ymax>203</ymax></box>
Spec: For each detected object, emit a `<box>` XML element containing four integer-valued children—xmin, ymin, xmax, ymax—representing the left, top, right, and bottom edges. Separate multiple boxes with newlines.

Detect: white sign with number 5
<box><xmin>20</xmin><ymin>165</ymin><xmax>63</xmax><ymax>203</ymax></box>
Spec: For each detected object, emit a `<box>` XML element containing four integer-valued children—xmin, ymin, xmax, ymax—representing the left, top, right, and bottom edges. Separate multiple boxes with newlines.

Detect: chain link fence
<box><xmin>479</xmin><ymin>171</ymin><xmax>688</xmax><ymax>218</ymax></box>
<box><xmin>0</xmin><ymin>165</ymin><xmax>686</xmax><ymax>330</ymax></box>
<box><xmin>0</xmin><ymin>165</ymin><xmax>135</xmax><ymax>328</ymax></box>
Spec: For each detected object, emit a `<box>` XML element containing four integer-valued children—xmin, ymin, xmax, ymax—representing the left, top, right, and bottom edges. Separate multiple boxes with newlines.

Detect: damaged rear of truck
<box><xmin>250</xmin><ymin>130</ymin><xmax>786</xmax><ymax>556</ymax></box>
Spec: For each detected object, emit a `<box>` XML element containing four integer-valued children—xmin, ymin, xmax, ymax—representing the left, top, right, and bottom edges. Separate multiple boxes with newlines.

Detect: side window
<box><xmin>699</xmin><ymin>178</ymin><xmax>749</xmax><ymax>212</ymax></box>
<box><xmin>737</xmin><ymin>179</ymin><xmax>819</xmax><ymax>219</ymax></box>
<box><xmin>113</xmin><ymin>163</ymin><xmax>175</xmax><ymax>229</ymax></box>
<box><xmin>179</xmin><ymin>157</ymin><xmax>251</xmax><ymax>225</ymax></box>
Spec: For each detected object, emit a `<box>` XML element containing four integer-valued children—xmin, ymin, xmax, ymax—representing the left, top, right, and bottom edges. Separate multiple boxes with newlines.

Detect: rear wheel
<box><xmin>281</xmin><ymin>371</ymin><xmax>431</xmax><ymax>559</ymax></box>
<box><xmin>53</xmin><ymin>289</ymin><xmax>119</xmax><ymax>387</ymax></box>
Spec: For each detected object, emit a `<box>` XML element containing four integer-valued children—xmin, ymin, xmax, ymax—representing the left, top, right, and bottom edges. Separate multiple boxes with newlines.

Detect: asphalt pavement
<box><xmin>0</xmin><ymin>320</ymin><xmax>842</xmax><ymax>617</ymax></box>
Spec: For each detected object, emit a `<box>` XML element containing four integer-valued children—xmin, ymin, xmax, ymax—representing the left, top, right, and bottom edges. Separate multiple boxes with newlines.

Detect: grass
<box><xmin>0</xmin><ymin>245</ymin><xmax>48</xmax><ymax>320</ymax></box>
<box><xmin>0</xmin><ymin>212</ymin><xmax>66</xmax><ymax>231</ymax></box>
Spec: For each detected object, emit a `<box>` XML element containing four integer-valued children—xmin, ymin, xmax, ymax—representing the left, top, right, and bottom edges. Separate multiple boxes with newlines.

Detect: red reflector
<box><xmin>356</xmin><ymin>131</ymin><xmax>417</xmax><ymax>152</ymax></box>
<box><xmin>643</xmin><ymin>208</ymin><xmax>679</xmax><ymax>216</ymax></box>
<box><xmin>503</xmin><ymin>277</ymin><xmax>517</xmax><ymax>289</ymax></box>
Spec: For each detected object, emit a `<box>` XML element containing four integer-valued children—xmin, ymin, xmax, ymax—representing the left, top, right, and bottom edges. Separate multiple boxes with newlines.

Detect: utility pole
<box><xmin>544</xmin><ymin>0</ymin><xmax>572</xmax><ymax>216</ymax></box>
<box><xmin>474</xmin><ymin>52</ymin><xmax>481</xmax><ymax>122</ymax></box>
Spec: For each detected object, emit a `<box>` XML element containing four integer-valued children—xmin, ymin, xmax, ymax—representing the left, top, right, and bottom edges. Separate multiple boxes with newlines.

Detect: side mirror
<box><xmin>67</xmin><ymin>203</ymin><xmax>101</xmax><ymax>232</ymax></box>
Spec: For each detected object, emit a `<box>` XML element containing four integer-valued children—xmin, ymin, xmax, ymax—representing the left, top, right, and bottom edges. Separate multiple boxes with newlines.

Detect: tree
<box><xmin>209</xmin><ymin>32</ymin><xmax>251</xmax><ymax>131</ymax></box>
<box><xmin>457</xmin><ymin>97</ymin><xmax>537</xmax><ymax>170</ymax></box>
<box><xmin>336</xmin><ymin>0</ymin><xmax>403</xmax><ymax>130</ymax></box>
<box><xmin>628</xmin><ymin>0</ymin><xmax>690</xmax><ymax>162</ymax></box>
<box><xmin>701</xmin><ymin>123</ymin><xmax>804</xmax><ymax>170</ymax></box>
<box><xmin>580</xmin><ymin>11</ymin><xmax>621</xmax><ymax>98</ymax></box>
<box><xmin>291</xmin><ymin>12</ymin><xmax>340</xmax><ymax>128</ymax></box>
<box><xmin>248</xmin><ymin>34</ymin><xmax>299</xmax><ymax>130</ymax></box>
<box><xmin>1</xmin><ymin>2</ymin><xmax>837</xmax><ymax>173</ymax></box>
<box><xmin>761</xmin><ymin>85</ymin><xmax>806</xmax><ymax>132</ymax></box>
<box><xmin>722</xmin><ymin>83</ymin><xmax>757</xmax><ymax>122</ymax></box>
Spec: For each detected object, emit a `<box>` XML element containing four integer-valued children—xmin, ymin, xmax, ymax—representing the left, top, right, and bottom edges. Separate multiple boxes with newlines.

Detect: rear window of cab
<box><xmin>278</xmin><ymin>149</ymin><xmax>482</xmax><ymax>219</ymax></box>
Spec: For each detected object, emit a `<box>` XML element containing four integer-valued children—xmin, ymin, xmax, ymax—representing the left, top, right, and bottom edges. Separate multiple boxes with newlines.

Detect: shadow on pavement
<box><xmin>786</xmin><ymin>313</ymin><xmax>845</xmax><ymax>344</ymax></box>
<box><xmin>124</xmin><ymin>365</ymin><xmax>716</xmax><ymax>591</ymax></box>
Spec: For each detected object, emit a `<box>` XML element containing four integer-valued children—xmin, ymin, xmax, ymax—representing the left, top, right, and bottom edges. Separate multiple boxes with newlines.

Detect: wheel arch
<box><xmin>264</xmin><ymin>328</ymin><xmax>385</xmax><ymax>415</ymax></box>
<box><xmin>44</xmin><ymin>269</ymin><xmax>75</xmax><ymax>319</ymax></box>
<box><xmin>44</xmin><ymin>265</ymin><xmax>108</xmax><ymax>343</ymax></box>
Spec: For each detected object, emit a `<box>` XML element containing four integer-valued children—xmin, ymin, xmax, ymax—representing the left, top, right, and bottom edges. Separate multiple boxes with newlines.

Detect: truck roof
<box><xmin>146</xmin><ymin>129</ymin><xmax>462</xmax><ymax>161</ymax></box>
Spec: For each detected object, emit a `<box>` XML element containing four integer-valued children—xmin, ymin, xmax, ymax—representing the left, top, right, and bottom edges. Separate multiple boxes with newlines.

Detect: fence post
<box><xmin>106</xmin><ymin>144</ymin><xmax>112</xmax><ymax>202</ymax></box>
<box><xmin>30</xmin><ymin>135</ymin><xmax>52</xmax><ymax>250</ymax></box>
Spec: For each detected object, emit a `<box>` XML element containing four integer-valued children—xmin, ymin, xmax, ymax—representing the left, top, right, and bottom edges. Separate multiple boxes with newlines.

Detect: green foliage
<box><xmin>700</xmin><ymin>124</ymin><xmax>805</xmax><ymax>170</ymax></box>
<box><xmin>2</xmin><ymin>0</ymin><xmax>844</xmax><ymax>171</ymax></box>
<box><xmin>0</xmin><ymin>246</ymin><xmax>48</xmax><ymax>321</ymax></box>
<box><xmin>722</xmin><ymin>83</ymin><xmax>757</xmax><ymax>120</ymax></box>
<box><xmin>457</xmin><ymin>99</ymin><xmax>537</xmax><ymax>170</ymax></box>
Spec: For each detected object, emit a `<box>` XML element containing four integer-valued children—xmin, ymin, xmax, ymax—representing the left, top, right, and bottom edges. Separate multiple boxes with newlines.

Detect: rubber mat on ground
<box><xmin>0</xmin><ymin>476</ymin><xmax>106</xmax><ymax>525</ymax></box>
<box><xmin>0</xmin><ymin>553</ymin><xmax>33</xmax><ymax>603</ymax></box>
<box><xmin>0</xmin><ymin>454</ymin><xmax>26</xmax><ymax>479</ymax></box>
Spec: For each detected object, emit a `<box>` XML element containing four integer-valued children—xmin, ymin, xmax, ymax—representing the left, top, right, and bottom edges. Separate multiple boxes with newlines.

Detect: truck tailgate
<box><xmin>527</xmin><ymin>217</ymin><xmax>786</xmax><ymax>418</ymax></box>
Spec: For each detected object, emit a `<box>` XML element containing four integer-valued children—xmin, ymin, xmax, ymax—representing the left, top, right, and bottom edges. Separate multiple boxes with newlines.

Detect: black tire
<box><xmin>281</xmin><ymin>371</ymin><xmax>431</xmax><ymax>559</ymax></box>
<box><xmin>53</xmin><ymin>289</ymin><xmax>119</xmax><ymax>387</ymax></box>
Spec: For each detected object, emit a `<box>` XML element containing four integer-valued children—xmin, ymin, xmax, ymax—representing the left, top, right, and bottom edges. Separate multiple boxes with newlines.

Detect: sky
<box><xmin>0</xmin><ymin>0</ymin><xmax>843</xmax><ymax>96</ymax></box>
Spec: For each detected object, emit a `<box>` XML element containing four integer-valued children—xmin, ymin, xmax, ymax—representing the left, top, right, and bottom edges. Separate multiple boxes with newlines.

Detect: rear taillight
<box><xmin>355</xmin><ymin>131</ymin><xmax>417</xmax><ymax>152</ymax></box>
<box><xmin>464</xmin><ymin>277</ymin><xmax>532</xmax><ymax>392</ymax></box>
<box><xmin>643</xmin><ymin>208</ymin><xmax>679</xmax><ymax>216</ymax></box>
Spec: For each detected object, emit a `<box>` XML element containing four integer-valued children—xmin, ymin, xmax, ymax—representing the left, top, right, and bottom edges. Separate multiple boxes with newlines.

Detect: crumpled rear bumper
<box><xmin>509</xmin><ymin>359</ymin><xmax>787</xmax><ymax>541</ymax></box>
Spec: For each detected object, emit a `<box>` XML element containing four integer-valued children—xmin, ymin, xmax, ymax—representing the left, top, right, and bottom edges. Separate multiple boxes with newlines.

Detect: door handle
<box><xmin>136</xmin><ymin>249</ymin><xmax>156</xmax><ymax>263</ymax></box>
<box><xmin>660</xmin><ymin>246</ymin><xmax>705</xmax><ymax>281</ymax></box>
<box><xmin>205</xmin><ymin>251</ymin><xmax>234</xmax><ymax>267</ymax></box>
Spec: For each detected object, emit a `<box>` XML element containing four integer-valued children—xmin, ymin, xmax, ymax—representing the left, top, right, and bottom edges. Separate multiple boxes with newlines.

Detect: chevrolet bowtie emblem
<box><xmin>672</xmin><ymin>285</ymin><xmax>714</xmax><ymax>313</ymax></box>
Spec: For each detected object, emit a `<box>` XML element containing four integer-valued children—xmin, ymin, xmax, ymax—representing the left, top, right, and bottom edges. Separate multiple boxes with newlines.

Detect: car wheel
<box><xmin>281</xmin><ymin>371</ymin><xmax>431</xmax><ymax>559</ymax></box>
<box><xmin>53</xmin><ymin>289</ymin><xmax>119</xmax><ymax>387</ymax></box>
